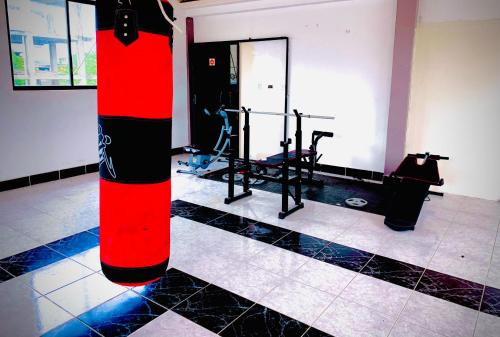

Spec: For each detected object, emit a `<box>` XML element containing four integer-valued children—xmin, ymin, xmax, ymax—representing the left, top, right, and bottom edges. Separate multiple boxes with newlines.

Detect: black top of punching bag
<box><xmin>96</xmin><ymin>0</ymin><xmax>174</xmax><ymax>41</ymax></box>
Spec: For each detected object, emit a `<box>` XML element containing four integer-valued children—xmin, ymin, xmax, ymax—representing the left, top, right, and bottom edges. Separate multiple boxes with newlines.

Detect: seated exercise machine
<box><xmin>177</xmin><ymin>106</ymin><xmax>231</xmax><ymax>176</ymax></box>
<box><xmin>384</xmin><ymin>152</ymin><xmax>449</xmax><ymax>231</ymax></box>
<box><xmin>224</xmin><ymin>107</ymin><xmax>335</xmax><ymax>219</ymax></box>
<box><xmin>254</xmin><ymin>130</ymin><xmax>333</xmax><ymax>187</ymax></box>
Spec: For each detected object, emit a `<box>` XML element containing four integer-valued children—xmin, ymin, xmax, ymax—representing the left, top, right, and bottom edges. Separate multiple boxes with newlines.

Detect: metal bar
<box><xmin>227</xmin><ymin>138</ymin><xmax>235</xmax><ymax>199</ymax></box>
<box><xmin>225</xmin><ymin>108</ymin><xmax>335</xmax><ymax>120</ymax></box>
<box><xmin>284</xmin><ymin>37</ymin><xmax>290</xmax><ymax>144</ymax></box>
<box><xmin>243</xmin><ymin>107</ymin><xmax>251</xmax><ymax>192</ymax></box>
<box><xmin>65</xmin><ymin>0</ymin><xmax>75</xmax><ymax>86</ymax></box>
<box><xmin>281</xmin><ymin>139</ymin><xmax>290</xmax><ymax>214</ymax></box>
<box><xmin>294</xmin><ymin>110</ymin><xmax>302</xmax><ymax>205</ymax></box>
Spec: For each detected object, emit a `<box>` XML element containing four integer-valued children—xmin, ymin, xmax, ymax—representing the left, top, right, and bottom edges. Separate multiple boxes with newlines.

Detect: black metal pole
<box><xmin>243</xmin><ymin>107</ymin><xmax>251</xmax><ymax>192</ymax></box>
<box><xmin>294</xmin><ymin>110</ymin><xmax>302</xmax><ymax>205</ymax></box>
<box><xmin>281</xmin><ymin>139</ymin><xmax>290</xmax><ymax>214</ymax></box>
<box><xmin>227</xmin><ymin>137</ymin><xmax>235</xmax><ymax>199</ymax></box>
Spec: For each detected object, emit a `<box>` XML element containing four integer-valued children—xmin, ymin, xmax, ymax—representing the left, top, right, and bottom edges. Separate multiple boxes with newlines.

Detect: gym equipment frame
<box><xmin>177</xmin><ymin>106</ymin><xmax>232</xmax><ymax>176</ymax></box>
<box><xmin>384</xmin><ymin>152</ymin><xmax>449</xmax><ymax>231</ymax></box>
<box><xmin>224</xmin><ymin>107</ymin><xmax>335</xmax><ymax>219</ymax></box>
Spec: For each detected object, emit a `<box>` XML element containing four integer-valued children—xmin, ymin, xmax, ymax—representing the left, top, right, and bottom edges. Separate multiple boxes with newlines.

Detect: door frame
<box><xmin>188</xmin><ymin>36</ymin><xmax>289</xmax><ymax>145</ymax></box>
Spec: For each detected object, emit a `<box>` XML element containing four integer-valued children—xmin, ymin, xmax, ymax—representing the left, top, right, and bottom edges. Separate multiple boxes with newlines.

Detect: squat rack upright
<box><xmin>224</xmin><ymin>107</ymin><xmax>335</xmax><ymax>219</ymax></box>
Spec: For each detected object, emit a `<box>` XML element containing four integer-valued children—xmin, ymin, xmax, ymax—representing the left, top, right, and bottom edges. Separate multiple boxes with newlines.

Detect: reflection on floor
<box><xmin>0</xmin><ymin>155</ymin><xmax>499</xmax><ymax>337</ymax></box>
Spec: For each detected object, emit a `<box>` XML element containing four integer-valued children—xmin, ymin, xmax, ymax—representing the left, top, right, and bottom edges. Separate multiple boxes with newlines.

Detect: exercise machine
<box><xmin>254</xmin><ymin>130</ymin><xmax>333</xmax><ymax>187</ymax></box>
<box><xmin>177</xmin><ymin>106</ymin><xmax>232</xmax><ymax>176</ymax></box>
<box><xmin>224</xmin><ymin>107</ymin><xmax>335</xmax><ymax>219</ymax></box>
<box><xmin>384</xmin><ymin>152</ymin><xmax>449</xmax><ymax>231</ymax></box>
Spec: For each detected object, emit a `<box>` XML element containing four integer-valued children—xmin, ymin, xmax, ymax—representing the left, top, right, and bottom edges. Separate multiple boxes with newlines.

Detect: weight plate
<box><xmin>345</xmin><ymin>198</ymin><xmax>368</xmax><ymax>208</ymax></box>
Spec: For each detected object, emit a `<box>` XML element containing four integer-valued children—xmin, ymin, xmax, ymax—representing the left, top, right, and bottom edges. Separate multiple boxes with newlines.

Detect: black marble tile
<box><xmin>273</xmin><ymin>232</ymin><xmax>330</xmax><ymax>258</ymax></box>
<box><xmin>415</xmin><ymin>269</ymin><xmax>484</xmax><ymax>310</ymax></box>
<box><xmin>238</xmin><ymin>222</ymin><xmax>291</xmax><ymax>244</ymax></box>
<box><xmin>361</xmin><ymin>255</ymin><xmax>425</xmax><ymax>289</ymax></box>
<box><xmin>220</xmin><ymin>304</ymin><xmax>308</xmax><ymax>337</ymax></box>
<box><xmin>0</xmin><ymin>267</ymin><xmax>13</xmax><ymax>283</ymax></box>
<box><xmin>480</xmin><ymin>286</ymin><xmax>500</xmax><ymax>317</ymax></box>
<box><xmin>171</xmin><ymin>200</ymin><xmax>225</xmax><ymax>223</ymax></box>
<box><xmin>87</xmin><ymin>226</ymin><xmax>100</xmax><ymax>237</ymax></box>
<box><xmin>171</xmin><ymin>199</ymin><xmax>200</xmax><ymax>210</ymax></box>
<box><xmin>207</xmin><ymin>213</ymin><xmax>258</xmax><ymax>234</ymax></box>
<box><xmin>172</xmin><ymin>284</ymin><xmax>254</xmax><ymax>334</ymax></box>
<box><xmin>0</xmin><ymin>245</ymin><xmax>66</xmax><ymax>276</ymax></box>
<box><xmin>302</xmin><ymin>327</ymin><xmax>335</xmax><ymax>337</ymax></box>
<box><xmin>78</xmin><ymin>291</ymin><xmax>166</xmax><ymax>337</ymax></box>
<box><xmin>133</xmin><ymin>268</ymin><xmax>208</xmax><ymax>309</ymax></box>
<box><xmin>171</xmin><ymin>199</ymin><xmax>201</xmax><ymax>217</ymax></box>
<box><xmin>181</xmin><ymin>205</ymin><xmax>227</xmax><ymax>224</ymax></box>
<box><xmin>46</xmin><ymin>231</ymin><xmax>100</xmax><ymax>257</ymax></box>
<box><xmin>314</xmin><ymin>242</ymin><xmax>374</xmax><ymax>272</ymax></box>
<box><xmin>42</xmin><ymin>318</ymin><xmax>100</xmax><ymax>337</ymax></box>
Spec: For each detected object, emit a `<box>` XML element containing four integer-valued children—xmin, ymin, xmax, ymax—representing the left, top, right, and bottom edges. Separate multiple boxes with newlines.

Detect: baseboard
<box><xmin>0</xmin><ymin>149</ymin><xmax>185</xmax><ymax>192</ymax></box>
<box><xmin>171</xmin><ymin>147</ymin><xmax>185</xmax><ymax>156</ymax></box>
<box><xmin>0</xmin><ymin>163</ymin><xmax>98</xmax><ymax>192</ymax></box>
<box><xmin>315</xmin><ymin>163</ymin><xmax>384</xmax><ymax>182</ymax></box>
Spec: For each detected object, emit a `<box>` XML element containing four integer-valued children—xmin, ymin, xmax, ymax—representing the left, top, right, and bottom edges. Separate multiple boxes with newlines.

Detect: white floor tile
<box><xmin>377</xmin><ymin>234</ymin><xmax>440</xmax><ymax>268</ymax></box>
<box><xmin>486</xmin><ymin>246</ymin><xmax>500</xmax><ymax>288</ymax></box>
<box><xmin>401</xmin><ymin>292</ymin><xmax>478</xmax><ymax>337</ymax></box>
<box><xmin>260</xmin><ymin>278</ymin><xmax>335</xmax><ymax>325</ymax></box>
<box><xmin>453</xmin><ymin>211</ymin><xmax>500</xmax><ymax>232</ymax></box>
<box><xmin>0</xmin><ymin>231</ymin><xmax>41</xmax><ymax>259</ymax></box>
<box><xmin>429</xmin><ymin>244</ymin><xmax>491</xmax><ymax>284</ymax></box>
<box><xmin>171</xmin><ymin>250</ymin><xmax>236</xmax><ymax>285</ymax></box>
<box><xmin>389</xmin><ymin>319</ymin><xmax>446</xmax><ymax>337</ymax></box>
<box><xmin>17</xmin><ymin>258</ymin><xmax>93</xmax><ymax>294</ymax></box>
<box><xmin>292</xmin><ymin>258</ymin><xmax>357</xmax><ymax>295</ymax></box>
<box><xmin>474</xmin><ymin>313</ymin><xmax>500</xmax><ymax>337</ymax></box>
<box><xmin>249</xmin><ymin>245</ymin><xmax>311</xmax><ymax>277</ymax></box>
<box><xmin>0</xmin><ymin>280</ymin><xmax>71</xmax><ymax>337</ymax></box>
<box><xmin>340</xmin><ymin>274</ymin><xmax>412</xmax><ymax>319</ymax></box>
<box><xmin>335</xmin><ymin>227</ymin><xmax>389</xmax><ymax>254</ymax></box>
<box><xmin>212</xmin><ymin>263</ymin><xmax>283</xmax><ymax>303</ymax></box>
<box><xmin>313</xmin><ymin>296</ymin><xmax>395</xmax><ymax>337</ymax></box>
<box><xmin>70</xmin><ymin>246</ymin><xmax>101</xmax><ymax>272</ymax></box>
<box><xmin>129</xmin><ymin>311</ymin><xmax>218</xmax><ymax>337</ymax></box>
<box><xmin>46</xmin><ymin>272</ymin><xmax>127</xmax><ymax>316</ymax></box>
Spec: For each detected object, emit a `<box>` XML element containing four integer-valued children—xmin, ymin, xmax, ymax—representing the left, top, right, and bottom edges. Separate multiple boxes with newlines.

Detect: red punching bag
<box><xmin>96</xmin><ymin>0</ymin><xmax>173</xmax><ymax>285</ymax></box>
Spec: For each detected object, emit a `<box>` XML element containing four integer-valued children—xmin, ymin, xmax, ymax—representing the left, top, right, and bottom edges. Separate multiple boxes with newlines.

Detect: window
<box><xmin>5</xmin><ymin>0</ymin><xmax>96</xmax><ymax>89</ymax></box>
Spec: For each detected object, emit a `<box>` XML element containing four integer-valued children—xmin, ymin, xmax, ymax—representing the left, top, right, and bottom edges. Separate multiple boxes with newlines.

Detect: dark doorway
<box><xmin>188</xmin><ymin>42</ymin><xmax>239</xmax><ymax>153</ymax></box>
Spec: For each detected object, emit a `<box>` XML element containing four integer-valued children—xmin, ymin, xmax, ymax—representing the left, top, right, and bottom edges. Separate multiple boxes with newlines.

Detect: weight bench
<box><xmin>254</xmin><ymin>131</ymin><xmax>333</xmax><ymax>186</ymax></box>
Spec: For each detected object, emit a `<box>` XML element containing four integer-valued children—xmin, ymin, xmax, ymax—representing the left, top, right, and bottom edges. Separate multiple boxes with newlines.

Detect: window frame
<box><xmin>4</xmin><ymin>0</ymin><xmax>97</xmax><ymax>90</ymax></box>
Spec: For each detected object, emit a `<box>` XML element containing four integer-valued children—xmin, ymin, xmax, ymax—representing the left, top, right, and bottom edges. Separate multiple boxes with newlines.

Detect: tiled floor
<box><xmin>0</xmin><ymin>155</ymin><xmax>499</xmax><ymax>337</ymax></box>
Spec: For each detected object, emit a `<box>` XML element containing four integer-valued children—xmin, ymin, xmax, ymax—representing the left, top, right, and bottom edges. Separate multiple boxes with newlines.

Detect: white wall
<box><xmin>192</xmin><ymin>0</ymin><xmax>396</xmax><ymax>172</ymax></box>
<box><xmin>0</xmin><ymin>0</ymin><xmax>97</xmax><ymax>181</ymax></box>
<box><xmin>406</xmin><ymin>0</ymin><xmax>500</xmax><ymax>200</ymax></box>
<box><xmin>0</xmin><ymin>1</ymin><xmax>189</xmax><ymax>182</ymax></box>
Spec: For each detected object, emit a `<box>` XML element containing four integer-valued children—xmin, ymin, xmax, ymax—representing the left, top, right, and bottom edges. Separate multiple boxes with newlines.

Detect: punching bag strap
<box><xmin>98</xmin><ymin>0</ymin><xmax>176</xmax><ymax>45</ymax></box>
<box><xmin>114</xmin><ymin>8</ymin><xmax>139</xmax><ymax>46</ymax></box>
